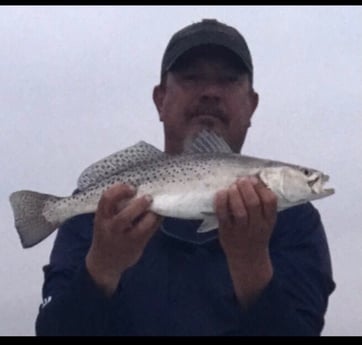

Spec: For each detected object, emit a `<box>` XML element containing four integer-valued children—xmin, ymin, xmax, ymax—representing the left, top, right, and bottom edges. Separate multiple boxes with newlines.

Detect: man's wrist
<box><xmin>226</xmin><ymin>250</ymin><xmax>273</xmax><ymax>309</ymax></box>
<box><xmin>85</xmin><ymin>252</ymin><xmax>124</xmax><ymax>298</ymax></box>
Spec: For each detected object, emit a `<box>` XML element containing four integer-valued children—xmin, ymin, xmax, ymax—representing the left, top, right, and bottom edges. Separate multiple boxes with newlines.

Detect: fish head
<box><xmin>258</xmin><ymin>166</ymin><xmax>335</xmax><ymax>210</ymax></box>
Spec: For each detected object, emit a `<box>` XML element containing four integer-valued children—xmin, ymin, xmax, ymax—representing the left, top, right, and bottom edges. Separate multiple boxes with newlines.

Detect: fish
<box><xmin>9</xmin><ymin>130</ymin><xmax>334</xmax><ymax>249</ymax></box>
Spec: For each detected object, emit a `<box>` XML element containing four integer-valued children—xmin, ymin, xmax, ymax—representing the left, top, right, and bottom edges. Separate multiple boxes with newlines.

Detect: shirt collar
<box><xmin>160</xmin><ymin>217</ymin><xmax>218</xmax><ymax>245</ymax></box>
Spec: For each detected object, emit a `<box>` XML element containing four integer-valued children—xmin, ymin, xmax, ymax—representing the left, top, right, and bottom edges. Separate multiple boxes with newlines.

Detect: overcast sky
<box><xmin>0</xmin><ymin>6</ymin><xmax>361</xmax><ymax>336</ymax></box>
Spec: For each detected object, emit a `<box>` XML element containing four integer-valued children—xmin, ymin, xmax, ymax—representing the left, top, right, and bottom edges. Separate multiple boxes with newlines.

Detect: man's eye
<box><xmin>223</xmin><ymin>75</ymin><xmax>239</xmax><ymax>83</ymax></box>
<box><xmin>184</xmin><ymin>74</ymin><xmax>198</xmax><ymax>81</ymax></box>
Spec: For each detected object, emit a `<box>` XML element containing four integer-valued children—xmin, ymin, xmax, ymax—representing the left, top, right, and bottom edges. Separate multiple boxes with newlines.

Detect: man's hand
<box><xmin>214</xmin><ymin>176</ymin><xmax>278</xmax><ymax>308</ymax></box>
<box><xmin>86</xmin><ymin>184</ymin><xmax>163</xmax><ymax>297</ymax></box>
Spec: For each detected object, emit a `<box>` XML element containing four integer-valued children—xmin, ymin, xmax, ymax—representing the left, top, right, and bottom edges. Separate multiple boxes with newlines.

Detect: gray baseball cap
<box><xmin>161</xmin><ymin>19</ymin><xmax>253</xmax><ymax>80</ymax></box>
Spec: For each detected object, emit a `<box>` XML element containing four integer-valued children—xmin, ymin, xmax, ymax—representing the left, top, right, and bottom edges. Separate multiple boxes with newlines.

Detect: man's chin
<box><xmin>190</xmin><ymin>116</ymin><xmax>225</xmax><ymax>133</ymax></box>
<box><xmin>192</xmin><ymin>115</ymin><xmax>221</xmax><ymax>125</ymax></box>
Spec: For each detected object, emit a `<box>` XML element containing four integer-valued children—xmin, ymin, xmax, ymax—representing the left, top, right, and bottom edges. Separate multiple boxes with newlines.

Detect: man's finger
<box><xmin>113</xmin><ymin>194</ymin><xmax>153</xmax><ymax>229</ymax></box>
<box><xmin>237</xmin><ymin>178</ymin><xmax>262</xmax><ymax>229</ymax></box>
<box><xmin>214</xmin><ymin>189</ymin><xmax>231</xmax><ymax>226</ymax></box>
<box><xmin>254</xmin><ymin>184</ymin><xmax>278</xmax><ymax>226</ymax></box>
<box><xmin>132</xmin><ymin>212</ymin><xmax>163</xmax><ymax>240</ymax></box>
<box><xmin>228</xmin><ymin>183</ymin><xmax>247</xmax><ymax>225</ymax></box>
<box><xmin>97</xmin><ymin>183</ymin><xmax>136</xmax><ymax>219</ymax></box>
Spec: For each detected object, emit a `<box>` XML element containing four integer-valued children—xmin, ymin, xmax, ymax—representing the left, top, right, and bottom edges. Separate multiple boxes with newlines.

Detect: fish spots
<box><xmin>76</xmin><ymin>149</ymin><xmax>226</xmax><ymax>210</ymax></box>
<box><xmin>77</xmin><ymin>141</ymin><xmax>164</xmax><ymax>191</ymax></box>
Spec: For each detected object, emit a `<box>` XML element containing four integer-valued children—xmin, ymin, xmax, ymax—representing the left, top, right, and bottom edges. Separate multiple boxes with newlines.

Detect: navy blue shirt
<box><xmin>36</xmin><ymin>202</ymin><xmax>335</xmax><ymax>336</ymax></box>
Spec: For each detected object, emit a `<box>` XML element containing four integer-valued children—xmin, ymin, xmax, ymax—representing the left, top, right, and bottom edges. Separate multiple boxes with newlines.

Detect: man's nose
<box><xmin>199</xmin><ymin>79</ymin><xmax>224</xmax><ymax>100</ymax></box>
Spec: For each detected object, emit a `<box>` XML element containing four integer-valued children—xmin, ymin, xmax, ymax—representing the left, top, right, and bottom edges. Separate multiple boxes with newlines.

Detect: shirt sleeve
<box><xmin>35</xmin><ymin>213</ymin><xmax>129</xmax><ymax>336</ymax></box>
<box><xmin>237</xmin><ymin>202</ymin><xmax>336</xmax><ymax>336</ymax></box>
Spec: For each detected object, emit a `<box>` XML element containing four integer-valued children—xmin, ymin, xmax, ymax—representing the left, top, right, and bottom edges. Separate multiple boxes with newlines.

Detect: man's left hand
<box><xmin>214</xmin><ymin>176</ymin><xmax>278</xmax><ymax>308</ymax></box>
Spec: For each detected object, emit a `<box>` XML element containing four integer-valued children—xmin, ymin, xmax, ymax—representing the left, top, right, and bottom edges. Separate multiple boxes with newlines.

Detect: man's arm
<box><xmin>36</xmin><ymin>184</ymin><xmax>161</xmax><ymax>336</ymax></box>
<box><xmin>215</xmin><ymin>177</ymin><xmax>335</xmax><ymax>335</ymax></box>
<box><xmin>35</xmin><ymin>213</ymin><xmax>120</xmax><ymax>336</ymax></box>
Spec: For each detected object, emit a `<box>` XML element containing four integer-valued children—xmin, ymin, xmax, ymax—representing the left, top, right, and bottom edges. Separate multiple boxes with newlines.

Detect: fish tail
<box><xmin>9</xmin><ymin>190</ymin><xmax>62</xmax><ymax>248</ymax></box>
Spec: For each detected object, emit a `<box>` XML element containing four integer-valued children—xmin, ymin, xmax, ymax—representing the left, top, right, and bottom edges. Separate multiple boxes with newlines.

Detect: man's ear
<box><xmin>153</xmin><ymin>85</ymin><xmax>165</xmax><ymax>121</ymax></box>
<box><xmin>250</xmin><ymin>90</ymin><xmax>259</xmax><ymax>115</ymax></box>
<box><xmin>247</xmin><ymin>91</ymin><xmax>259</xmax><ymax>126</ymax></box>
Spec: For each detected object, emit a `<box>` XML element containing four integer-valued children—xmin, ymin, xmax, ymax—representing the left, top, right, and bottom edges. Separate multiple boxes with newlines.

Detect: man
<box><xmin>36</xmin><ymin>19</ymin><xmax>335</xmax><ymax>336</ymax></box>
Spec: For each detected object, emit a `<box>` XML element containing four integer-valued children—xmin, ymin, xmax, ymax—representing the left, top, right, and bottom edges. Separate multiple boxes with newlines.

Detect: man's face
<box><xmin>153</xmin><ymin>48</ymin><xmax>258</xmax><ymax>154</ymax></box>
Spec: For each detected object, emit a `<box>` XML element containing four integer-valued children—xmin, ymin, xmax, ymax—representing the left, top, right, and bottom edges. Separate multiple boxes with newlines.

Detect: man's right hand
<box><xmin>85</xmin><ymin>184</ymin><xmax>162</xmax><ymax>297</ymax></box>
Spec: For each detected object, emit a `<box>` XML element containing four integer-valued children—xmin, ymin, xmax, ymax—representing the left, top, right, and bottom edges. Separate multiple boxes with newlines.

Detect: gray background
<box><xmin>0</xmin><ymin>6</ymin><xmax>361</xmax><ymax>335</ymax></box>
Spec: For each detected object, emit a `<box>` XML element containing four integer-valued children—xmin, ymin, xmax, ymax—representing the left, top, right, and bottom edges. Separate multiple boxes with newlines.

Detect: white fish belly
<box><xmin>141</xmin><ymin>167</ymin><xmax>240</xmax><ymax>219</ymax></box>
<box><xmin>150</xmin><ymin>190</ymin><xmax>215</xmax><ymax>219</ymax></box>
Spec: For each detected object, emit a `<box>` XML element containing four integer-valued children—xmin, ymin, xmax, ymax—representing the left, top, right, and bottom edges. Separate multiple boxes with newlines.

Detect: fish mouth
<box><xmin>309</xmin><ymin>174</ymin><xmax>335</xmax><ymax>196</ymax></box>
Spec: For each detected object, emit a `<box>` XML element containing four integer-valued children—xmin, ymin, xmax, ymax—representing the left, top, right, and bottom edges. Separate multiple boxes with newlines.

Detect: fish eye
<box><xmin>302</xmin><ymin>168</ymin><xmax>311</xmax><ymax>176</ymax></box>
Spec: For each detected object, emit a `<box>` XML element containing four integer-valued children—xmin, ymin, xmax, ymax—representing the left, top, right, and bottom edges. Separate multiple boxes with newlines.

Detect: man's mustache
<box><xmin>188</xmin><ymin>105</ymin><xmax>227</xmax><ymax>123</ymax></box>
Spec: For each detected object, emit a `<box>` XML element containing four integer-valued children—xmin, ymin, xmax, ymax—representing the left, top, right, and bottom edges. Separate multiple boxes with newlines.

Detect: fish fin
<box><xmin>77</xmin><ymin>141</ymin><xmax>163</xmax><ymax>191</ymax></box>
<box><xmin>196</xmin><ymin>215</ymin><xmax>218</xmax><ymax>233</ymax></box>
<box><xmin>183</xmin><ymin>130</ymin><xmax>233</xmax><ymax>154</ymax></box>
<box><xmin>9</xmin><ymin>191</ymin><xmax>61</xmax><ymax>248</ymax></box>
<box><xmin>201</xmin><ymin>211</ymin><xmax>216</xmax><ymax>216</ymax></box>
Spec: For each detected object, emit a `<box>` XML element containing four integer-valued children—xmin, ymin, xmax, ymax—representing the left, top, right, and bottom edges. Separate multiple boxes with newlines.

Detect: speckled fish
<box><xmin>9</xmin><ymin>131</ymin><xmax>334</xmax><ymax>249</ymax></box>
